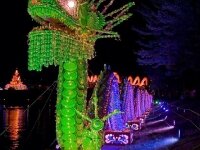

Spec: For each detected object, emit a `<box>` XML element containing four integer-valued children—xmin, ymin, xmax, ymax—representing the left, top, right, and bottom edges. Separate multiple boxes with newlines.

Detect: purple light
<box><xmin>56</xmin><ymin>145</ymin><xmax>60</xmax><ymax>149</ymax></box>
<box><xmin>122</xmin><ymin>79</ymin><xmax>135</xmax><ymax>123</ymax></box>
<box><xmin>173</xmin><ymin>120</ymin><xmax>176</xmax><ymax>126</ymax></box>
<box><xmin>133</xmin><ymin>87</ymin><xmax>142</xmax><ymax>119</ymax></box>
<box><xmin>105</xmin><ymin>73</ymin><xmax>125</xmax><ymax>131</ymax></box>
<box><xmin>151</xmin><ymin>125</ymin><xmax>174</xmax><ymax>133</ymax></box>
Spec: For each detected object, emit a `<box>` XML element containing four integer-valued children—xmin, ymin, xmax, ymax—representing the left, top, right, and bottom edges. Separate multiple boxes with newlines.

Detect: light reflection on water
<box><xmin>2</xmin><ymin>106</ymin><xmax>27</xmax><ymax>150</ymax></box>
<box><xmin>0</xmin><ymin>89</ymin><xmax>57</xmax><ymax>150</ymax></box>
<box><xmin>0</xmin><ymin>98</ymin><xmax>56</xmax><ymax>150</ymax></box>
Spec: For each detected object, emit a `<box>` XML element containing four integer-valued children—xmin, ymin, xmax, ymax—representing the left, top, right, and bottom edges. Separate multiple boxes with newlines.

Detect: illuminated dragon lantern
<box><xmin>27</xmin><ymin>0</ymin><xmax>134</xmax><ymax>149</ymax></box>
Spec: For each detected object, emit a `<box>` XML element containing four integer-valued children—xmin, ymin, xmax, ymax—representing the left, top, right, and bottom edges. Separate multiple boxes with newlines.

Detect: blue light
<box><xmin>106</xmin><ymin>74</ymin><xmax>125</xmax><ymax>130</ymax></box>
<box><xmin>178</xmin><ymin>129</ymin><xmax>181</xmax><ymax>138</ymax></box>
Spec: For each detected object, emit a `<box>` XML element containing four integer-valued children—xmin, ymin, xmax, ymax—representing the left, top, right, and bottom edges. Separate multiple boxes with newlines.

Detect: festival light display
<box><xmin>105</xmin><ymin>73</ymin><xmax>125</xmax><ymax>131</ymax></box>
<box><xmin>4</xmin><ymin>69</ymin><xmax>28</xmax><ymax>90</ymax></box>
<box><xmin>124</xmin><ymin>76</ymin><xmax>152</xmax><ymax>131</ymax></box>
<box><xmin>76</xmin><ymin>75</ymin><xmax>122</xmax><ymax>149</ymax></box>
<box><xmin>103</xmin><ymin>73</ymin><xmax>133</xmax><ymax>145</ymax></box>
<box><xmin>27</xmin><ymin>0</ymin><xmax>134</xmax><ymax>149</ymax></box>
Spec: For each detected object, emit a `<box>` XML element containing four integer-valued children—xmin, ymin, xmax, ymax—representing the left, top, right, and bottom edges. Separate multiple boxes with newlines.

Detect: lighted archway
<box><xmin>132</xmin><ymin>76</ymin><xmax>140</xmax><ymax>86</ymax></box>
<box><xmin>87</xmin><ymin>75</ymin><xmax>98</xmax><ymax>83</ymax></box>
<box><xmin>140</xmin><ymin>77</ymin><xmax>148</xmax><ymax>87</ymax></box>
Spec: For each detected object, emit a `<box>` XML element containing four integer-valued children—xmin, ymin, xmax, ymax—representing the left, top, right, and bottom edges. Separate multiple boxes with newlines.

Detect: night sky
<box><xmin>0</xmin><ymin>1</ymin><xmax>35</xmax><ymax>86</ymax></box>
<box><xmin>0</xmin><ymin>0</ymin><xmax>138</xmax><ymax>87</ymax></box>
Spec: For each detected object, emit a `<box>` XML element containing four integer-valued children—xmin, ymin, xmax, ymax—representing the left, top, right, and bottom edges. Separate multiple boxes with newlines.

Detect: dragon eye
<box><xmin>67</xmin><ymin>0</ymin><xmax>75</xmax><ymax>8</ymax></box>
<box><xmin>57</xmin><ymin>0</ymin><xmax>78</xmax><ymax>18</ymax></box>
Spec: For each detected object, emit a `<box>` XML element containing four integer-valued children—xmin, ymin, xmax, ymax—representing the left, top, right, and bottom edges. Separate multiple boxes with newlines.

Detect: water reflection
<box><xmin>2</xmin><ymin>106</ymin><xmax>27</xmax><ymax>150</ymax></box>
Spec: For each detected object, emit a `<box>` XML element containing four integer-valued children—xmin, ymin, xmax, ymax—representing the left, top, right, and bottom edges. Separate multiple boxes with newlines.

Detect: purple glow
<box><xmin>105</xmin><ymin>73</ymin><xmax>125</xmax><ymax>131</ymax></box>
<box><xmin>134</xmin><ymin>88</ymin><xmax>142</xmax><ymax>118</ymax></box>
<box><xmin>140</xmin><ymin>89</ymin><xmax>145</xmax><ymax>115</ymax></box>
<box><xmin>56</xmin><ymin>145</ymin><xmax>60</xmax><ymax>149</ymax></box>
<box><xmin>122</xmin><ymin>79</ymin><xmax>135</xmax><ymax>122</ymax></box>
<box><xmin>150</xmin><ymin>126</ymin><xmax>175</xmax><ymax>134</ymax></box>
<box><xmin>146</xmin><ymin>116</ymin><xmax>167</xmax><ymax>126</ymax></box>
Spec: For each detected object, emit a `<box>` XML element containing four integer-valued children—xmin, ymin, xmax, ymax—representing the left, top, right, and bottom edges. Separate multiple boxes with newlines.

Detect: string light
<box><xmin>122</xmin><ymin>79</ymin><xmax>135</xmax><ymax>123</ymax></box>
<box><xmin>106</xmin><ymin>73</ymin><xmax>125</xmax><ymax>131</ymax></box>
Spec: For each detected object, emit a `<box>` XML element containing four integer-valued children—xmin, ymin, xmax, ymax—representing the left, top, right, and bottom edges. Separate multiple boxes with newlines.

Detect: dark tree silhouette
<box><xmin>132</xmin><ymin>0</ymin><xmax>200</xmax><ymax>98</ymax></box>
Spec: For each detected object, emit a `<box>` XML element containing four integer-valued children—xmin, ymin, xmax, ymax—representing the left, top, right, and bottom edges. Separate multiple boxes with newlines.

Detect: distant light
<box><xmin>165</xmin><ymin>109</ymin><xmax>169</xmax><ymax>112</ymax></box>
<box><xmin>162</xmin><ymin>137</ymin><xmax>179</xmax><ymax>145</ymax></box>
<box><xmin>178</xmin><ymin>129</ymin><xmax>181</xmax><ymax>138</ymax></box>
<box><xmin>163</xmin><ymin>107</ymin><xmax>166</xmax><ymax>110</ymax></box>
<box><xmin>67</xmin><ymin>0</ymin><xmax>75</xmax><ymax>8</ymax></box>
<box><xmin>173</xmin><ymin>120</ymin><xmax>176</xmax><ymax>126</ymax></box>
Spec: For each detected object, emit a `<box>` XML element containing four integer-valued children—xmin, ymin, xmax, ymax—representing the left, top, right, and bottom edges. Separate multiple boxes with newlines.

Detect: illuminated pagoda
<box><xmin>4</xmin><ymin>69</ymin><xmax>28</xmax><ymax>90</ymax></box>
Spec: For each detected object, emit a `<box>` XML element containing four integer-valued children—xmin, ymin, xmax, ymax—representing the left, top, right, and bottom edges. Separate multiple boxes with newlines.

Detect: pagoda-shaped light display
<box><xmin>4</xmin><ymin>69</ymin><xmax>28</xmax><ymax>90</ymax></box>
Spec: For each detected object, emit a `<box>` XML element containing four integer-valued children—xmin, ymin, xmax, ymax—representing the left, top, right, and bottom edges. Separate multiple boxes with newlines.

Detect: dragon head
<box><xmin>28</xmin><ymin>0</ymin><xmax>134</xmax><ymax>39</ymax></box>
<box><xmin>27</xmin><ymin>0</ymin><xmax>134</xmax><ymax>71</ymax></box>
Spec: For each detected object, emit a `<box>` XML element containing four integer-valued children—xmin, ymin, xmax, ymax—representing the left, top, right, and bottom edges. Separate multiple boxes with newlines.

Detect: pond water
<box><xmin>0</xmin><ymin>91</ymin><xmax>57</xmax><ymax>150</ymax></box>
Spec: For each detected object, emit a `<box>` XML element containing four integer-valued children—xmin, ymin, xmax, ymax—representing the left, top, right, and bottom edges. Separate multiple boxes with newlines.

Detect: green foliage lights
<box><xmin>76</xmin><ymin>79</ymin><xmax>123</xmax><ymax>150</ymax></box>
<box><xmin>28</xmin><ymin>29</ymin><xmax>94</xmax><ymax>71</ymax></box>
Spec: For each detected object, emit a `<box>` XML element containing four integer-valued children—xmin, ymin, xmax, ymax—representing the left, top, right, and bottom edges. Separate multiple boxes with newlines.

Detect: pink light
<box><xmin>56</xmin><ymin>144</ymin><xmax>60</xmax><ymax>149</ymax></box>
<box><xmin>151</xmin><ymin>125</ymin><xmax>174</xmax><ymax>133</ymax></box>
<box><xmin>146</xmin><ymin>116</ymin><xmax>167</xmax><ymax>126</ymax></box>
